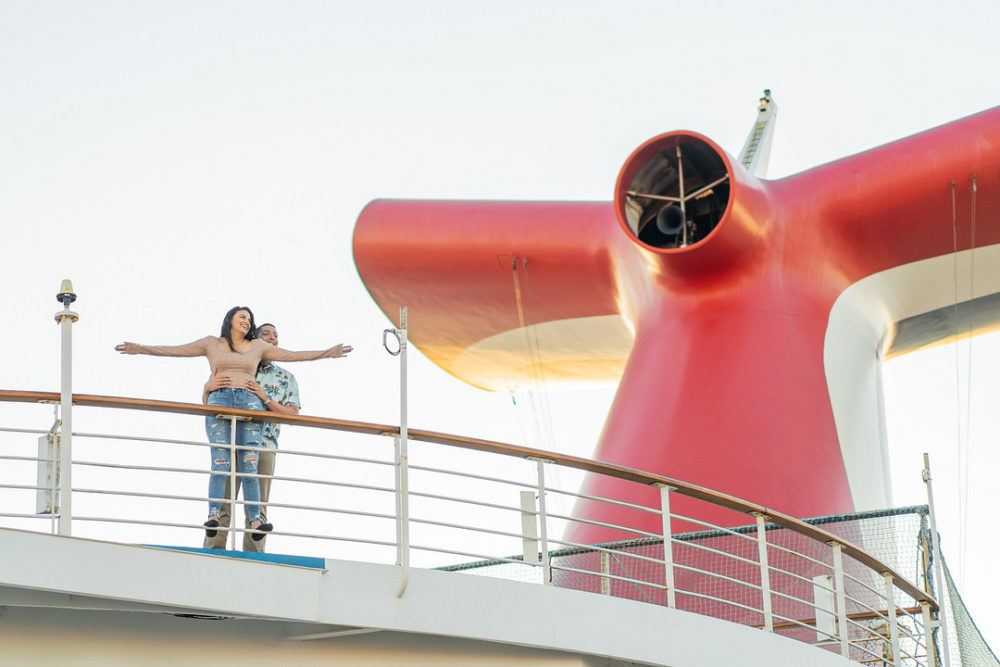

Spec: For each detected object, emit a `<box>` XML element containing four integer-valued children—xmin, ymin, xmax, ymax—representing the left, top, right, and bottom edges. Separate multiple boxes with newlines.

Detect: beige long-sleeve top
<box><xmin>124</xmin><ymin>337</ymin><xmax>342</xmax><ymax>388</ymax></box>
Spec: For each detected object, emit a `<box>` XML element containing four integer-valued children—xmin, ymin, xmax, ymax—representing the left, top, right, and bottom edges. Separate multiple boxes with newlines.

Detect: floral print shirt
<box><xmin>257</xmin><ymin>362</ymin><xmax>300</xmax><ymax>449</ymax></box>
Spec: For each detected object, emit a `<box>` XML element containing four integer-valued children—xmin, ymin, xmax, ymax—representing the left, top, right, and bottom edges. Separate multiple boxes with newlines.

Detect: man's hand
<box><xmin>244</xmin><ymin>378</ymin><xmax>269</xmax><ymax>403</ymax></box>
<box><xmin>202</xmin><ymin>370</ymin><xmax>233</xmax><ymax>404</ymax></box>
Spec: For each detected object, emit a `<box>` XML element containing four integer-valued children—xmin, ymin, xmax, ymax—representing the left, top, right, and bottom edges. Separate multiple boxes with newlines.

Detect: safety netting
<box><xmin>442</xmin><ymin>505</ymin><xmax>997</xmax><ymax>666</ymax></box>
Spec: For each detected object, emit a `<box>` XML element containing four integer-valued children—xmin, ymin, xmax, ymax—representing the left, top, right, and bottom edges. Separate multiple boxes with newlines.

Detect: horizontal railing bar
<box><xmin>70</xmin><ymin>516</ymin><xmax>399</xmax><ymax>549</ymax></box>
<box><xmin>769</xmin><ymin>605</ymin><xmax>925</xmax><ymax>631</ymax></box>
<box><xmin>543</xmin><ymin>486</ymin><xmax>664</xmax><ymax>515</ymax></box>
<box><xmin>844</xmin><ymin>571</ymin><xmax>891</xmax><ymax>602</ymax></box>
<box><xmin>0</xmin><ymin>455</ymin><xmax>48</xmax><ymax>464</ymax></box>
<box><xmin>546</xmin><ymin>513</ymin><xmax>662</xmax><ymax>540</ymax></box>
<box><xmin>673</xmin><ymin>587</ymin><xmax>766</xmax><ymax>617</ymax></box>
<box><xmin>549</xmin><ymin>563</ymin><xmax>671</xmax><ymax>593</ymax></box>
<box><xmin>407</xmin><ymin>463</ymin><xmax>534</xmax><ymax>490</ymax></box>
<box><xmin>69</xmin><ymin>486</ymin><xmax>398</xmax><ymax>522</ymax></box>
<box><xmin>671</xmin><ymin>536</ymin><xmax>762</xmax><ymax>568</ymax></box>
<box><xmin>270</xmin><ymin>447</ymin><xmax>393</xmax><ymax>467</ymax></box>
<box><xmin>438</xmin><ymin>553</ymin><xmax>542</xmax><ymax>571</ymax></box>
<box><xmin>408</xmin><ymin>491</ymin><xmax>525</xmax><ymax>514</ymax></box>
<box><xmin>846</xmin><ymin>637</ymin><xmax>888</xmax><ymax>663</ymax></box>
<box><xmin>408</xmin><ymin>516</ymin><xmax>527</xmax><ymax>541</ymax></box>
<box><xmin>0</xmin><ymin>483</ymin><xmax>50</xmax><ymax>492</ymax></box>
<box><xmin>771</xmin><ymin>610</ymin><xmax>838</xmax><ymax>639</ymax></box>
<box><xmin>672</xmin><ymin>562</ymin><xmax>764</xmax><ymax>593</ymax></box>
<box><xmin>0</xmin><ymin>427</ymin><xmax>48</xmax><ymax>436</ymax></box>
<box><xmin>763</xmin><ymin>539</ymin><xmax>833</xmax><ymax>570</ymax></box>
<box><xmin>768</xmin><ymin>586</ymin><xmax>823</xmax><ymax>609</ymax></box>
<box><xmin>409</xmin><ymin>543</ymin><xmax>542</xmax><ymax>567</ymax></box>
<box><xmin>0</xmin><ymin>389</ymin><xmax>937</xmax><ymax>610</ymax></box>
<box><xmin>842</xmin><ymin>613</ymin><xmax>879</xmax><ymax>638</ymax></box>
<box><xmin>547</xmin><ymin>538</ymin><xmax>667</xmax><ymax>567</ymax></box>
<box><xmin>841</xmin><ymin>595</ymin><xmax>893</xmax><ymax>627</ymax></box>
<box><xmin>768</xmin><ymin>563</ymin><xmax>834</xmax><ymax>590</ymax></box>
<box><xmin>72</xmin><ymin>459</ymin><xmax>397</xmax><ymax>495</ymax></box>
<box><xmin>846</xmin><ymin>635</ymin><xmax>893</xmax><ymax>660</ymax></box>
<box><xmin>670</xmin><ymin>511</ymin><xmax>761</xmax><ymax>544</ymax></box>
<box><xmin>77</xmin><ymin>431</ymin><xmax>395</xmax><ymax>467</ymax></box>
<box><xmin>74</xmin><ymin>459</ymin><xmax>210</xmax><ymax>477</ymax></box>
<box><xmin>74</xmin><ymin>431</ymin><xmax>211</xmax><ymax>449</ymax></box>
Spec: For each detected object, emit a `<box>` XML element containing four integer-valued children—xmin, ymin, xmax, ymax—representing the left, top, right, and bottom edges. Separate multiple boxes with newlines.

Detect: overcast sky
<box><xmin>2</xmin><ymin>0</ymin><xmax>999</xmax><ymax>652</ymax></box>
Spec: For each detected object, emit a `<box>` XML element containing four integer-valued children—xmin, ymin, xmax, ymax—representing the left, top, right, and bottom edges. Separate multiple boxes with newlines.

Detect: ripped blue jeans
<box><xmin>205</xmin><ymin>389</ymin><xmax>264</xmax><ymax>522</ymax></box>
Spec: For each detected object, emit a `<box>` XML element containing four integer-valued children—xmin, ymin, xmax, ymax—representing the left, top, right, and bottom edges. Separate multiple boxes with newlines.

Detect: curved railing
<box><xmin>0</xmin><ymin>389</ymin><xmax>940</xmax><ymax>665</ymax></box>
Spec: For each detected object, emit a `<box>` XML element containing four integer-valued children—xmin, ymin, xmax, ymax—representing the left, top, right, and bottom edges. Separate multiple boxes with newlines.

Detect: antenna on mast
<box><xmin>738</xmin><ymin>89</ymin><xmax>777</xmax><ymax>178</ymax></box>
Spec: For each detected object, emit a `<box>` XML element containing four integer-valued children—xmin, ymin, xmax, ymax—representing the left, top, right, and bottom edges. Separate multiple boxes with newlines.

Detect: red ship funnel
<box><xmin>614</xmin><ymin>131</ymin><xmax>768</xmax><ymax>278</ymax></box>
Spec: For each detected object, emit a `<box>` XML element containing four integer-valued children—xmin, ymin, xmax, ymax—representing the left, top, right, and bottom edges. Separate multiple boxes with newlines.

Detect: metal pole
<box><xmin>535</xmin><ymin>459</ymin><xmax>551</xmax><ymax>585</ymax></box>
<box><xmin>54</xmin><ymin>280</ymin><xmax>78</xmax><ymax>536</ymax></box>
<box><xmin>922</xmin><ymin>601</ymin><xmax>938</xmax><ymax>667</ymax></box>
<box><xmin>922</xmin><ymin>453</ymin><xmax>952</xmax><ymax>667</ymax></box>
<box><xmin>599</xmin><ymin>551</ymin><xmax>610</xmax><ymax>596</ymax></box>
<box><xmin>882</xmin><ymin>572</ymin><xmax>901</xmax><ymax>667</ymax></box>
<box><xmin>831</xmin><ymin>542</ymin><xmax>850</xmax><ymax>659</ymax></box>
<box><xmin>228</xmin><ymin>415</ymin><xmax>238</xmax><ymax>551</ymax></box>
<box><xmin>676</xmin><ymin>146</ymin><xmax>688</xmax><ymax>247</ymax></box>
<box><xmin>755</xmin><ymin>513</ymin><xmax>773</xmax><ymax>632</ymax></box>
<box><xmin>395</xmin><ymin>307</ymin><xmax>409</xmax><ymax>597</ymax></box>
<box><xmin>658</xmin><ymin>485</ymin><xmax>676</xmax><ymax>608</ymax></box>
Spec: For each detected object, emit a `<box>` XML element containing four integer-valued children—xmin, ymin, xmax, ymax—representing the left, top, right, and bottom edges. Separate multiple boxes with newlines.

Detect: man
<box><xmin>202</xmin><ymin>322</ymin><xmax>300</xmax><ymax>552</ymax></box>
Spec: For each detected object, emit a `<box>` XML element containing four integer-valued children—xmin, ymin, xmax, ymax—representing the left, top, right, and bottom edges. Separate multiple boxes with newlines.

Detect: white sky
<box><xmin>2</xmin><ymin>0</ymin><xmax>999</xmax><ymax>653</ymax></box>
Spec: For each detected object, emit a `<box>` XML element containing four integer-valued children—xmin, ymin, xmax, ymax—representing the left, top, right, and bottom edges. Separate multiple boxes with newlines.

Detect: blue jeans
<box><xmin>205</xmin><ymin>389</ymin><xmax>264</xmax><ymax>522</ymax></box>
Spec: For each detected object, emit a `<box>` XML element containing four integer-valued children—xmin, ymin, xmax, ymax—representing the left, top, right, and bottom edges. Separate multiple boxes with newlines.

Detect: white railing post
<box><xmin>228</xmin><ymin>415</ymin><xmax>238</xmax><ymax>551</ymax></box>
<box><xmin>754</xmin><ymin>513</ymin><xmax>773</xmax><ymax>632</ymax></box>
<box><xmin>922</xmin><ymin>601</ymin><xmax>938</xmax><ymax>667</ymax></box>
<box><xmin>37</xmin><ymin>405</ymin><xmax>61</xmax><ymax>535</ymax></box>
<box><xmin>922</xmin><ymin>454</ymin><xmax>952</xmax><ymax>667</ymax></box>
<box><xmin>599</xmin><ymin>551</ymin><xmax>611</xmax><ymax>595</ymax></box>
<box><xmin>657</xmin><ymin>485</ymin><xmax>676</xmax><ymax>608</ymax></box>
<box><xmin>535</xmin><ymin>459</ymin><xmax>551</xmax><ymax>585</ymax></box>
<box><xmin>385</xmin><ymin>307</ymin><xmax>409</xmax><ymax>597</ymax></box>
<box><xmin>882</xmin><ymin>572</ymin><xmax>902</xmax><ymax>667</ymax></box>
<box><xmin>54</xmin><ymin>280</ymin><xmax>78</xmax><ymax>536</ymax></box>
<box><xmin>520</xmin><ymin>490</ymin><xmax>539</xmax><ymax>566</ymax></box>
<box><xmin>830</xmin><ymin>542</ymin><xmax>850</xmax><ymax>659</ymax></box>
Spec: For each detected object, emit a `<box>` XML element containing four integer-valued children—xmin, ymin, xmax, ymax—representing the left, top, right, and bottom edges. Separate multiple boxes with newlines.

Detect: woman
<box><xmin>115</xmin><ymin>306</ymin><xmax>352</xmax><ymax>540</ymax></box>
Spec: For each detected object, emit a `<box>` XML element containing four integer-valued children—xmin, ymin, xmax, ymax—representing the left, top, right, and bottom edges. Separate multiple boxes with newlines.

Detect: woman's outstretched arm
<box><xmin>262</xmin><ymin>343</ymin><xmax>353</xmax><ymax>362</ymax></box>
<box><xmin>115</xmin><ymin>336</ymin><xmax>214</xmax><ymax>357</ymax></box>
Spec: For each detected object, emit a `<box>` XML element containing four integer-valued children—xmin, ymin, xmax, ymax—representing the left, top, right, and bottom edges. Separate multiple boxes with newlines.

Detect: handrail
<box><xmin>0</xmin><ymin>388</ymin><xmax>937</xmax><ymax>611</ymax></box>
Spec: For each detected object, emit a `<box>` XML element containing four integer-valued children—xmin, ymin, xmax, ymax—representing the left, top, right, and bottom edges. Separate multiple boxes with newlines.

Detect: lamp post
<box><xmin>55</xmin><ymin>279</ymin><xmax>78</xmax><ymax>536</ymax></box>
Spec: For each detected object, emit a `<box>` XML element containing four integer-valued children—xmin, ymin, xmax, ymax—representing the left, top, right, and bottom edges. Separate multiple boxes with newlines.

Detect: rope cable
<box><xmin>510</xmin><ymin>257</ymin><xmax>555</xmax><ymax>452</ymax></box>
<box><xmin>518</xmin><ymin>258</ymin><xmax>557</xmax><ymax>450</ymax></box>
<box><xmin>949</xmin><ymin>182</ymin><xmax>963</xmax><ymax>592</ymax></box>
<box><xmin>960</xmin><ymin>176</ymin><xmax>978</xmax><ymax>587</ymax></box>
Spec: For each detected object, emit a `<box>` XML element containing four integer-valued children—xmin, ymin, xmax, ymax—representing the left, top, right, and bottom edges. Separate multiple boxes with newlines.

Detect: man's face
<box><xmin>258</xmin><ymin>325</ymin><xmax>278</xmax><ymax>347</ymax></box>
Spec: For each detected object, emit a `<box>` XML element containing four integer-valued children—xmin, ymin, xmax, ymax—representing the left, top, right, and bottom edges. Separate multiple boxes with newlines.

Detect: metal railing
<box><xmin>0</xmin><ymin>388</ymin><xmax>942</xmax><ymax>666</ymax></box>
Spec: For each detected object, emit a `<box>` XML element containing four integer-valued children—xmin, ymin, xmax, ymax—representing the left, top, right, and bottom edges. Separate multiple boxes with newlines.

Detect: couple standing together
<box><xmin>115</xmin><ymin>306</ymin><xmax>352</xmax><ymax>551</ymax></box>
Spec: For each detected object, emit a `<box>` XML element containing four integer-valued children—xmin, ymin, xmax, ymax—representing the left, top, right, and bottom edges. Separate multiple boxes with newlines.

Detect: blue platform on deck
<box><xmin>147</xmin><ymin>545</ymin><xmax>327</xmax><ymax>569</ymax></box>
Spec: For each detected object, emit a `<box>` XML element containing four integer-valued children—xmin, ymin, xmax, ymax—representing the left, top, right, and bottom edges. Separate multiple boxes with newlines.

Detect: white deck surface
<box><xmin>0</xmin><ymin>527</ymin><xmax>852</xmax><ymax>666</ymax></box>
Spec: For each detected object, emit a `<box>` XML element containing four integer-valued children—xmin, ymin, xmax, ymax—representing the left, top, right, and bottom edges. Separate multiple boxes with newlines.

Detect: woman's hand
<box><xmin>331</xmin><ymin>344</ymin><xmax>354</xmax><ymax>358</ymax></box>
<box><xmin>115</xmin><ymin>342</ymin><xmax>138</xmax><ymax>354</ymax></box>
<box><xmin>244</xmin><ymin>378</ymin><xmax>269</xmax><ymax>403</ymax></box>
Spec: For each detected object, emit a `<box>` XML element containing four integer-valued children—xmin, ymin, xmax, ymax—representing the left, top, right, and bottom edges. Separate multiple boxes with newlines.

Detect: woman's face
<box><xmin>230</xmin><ymin>310</ymin><xmax>253</xmax><ymax>338</ymax></box>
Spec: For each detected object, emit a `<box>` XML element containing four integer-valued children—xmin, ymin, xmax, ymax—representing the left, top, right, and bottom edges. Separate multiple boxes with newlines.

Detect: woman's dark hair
<box><xmin>220</xmin><ymin>306</ymin><xmax>257</xmax><ymax>352</ymax></box>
